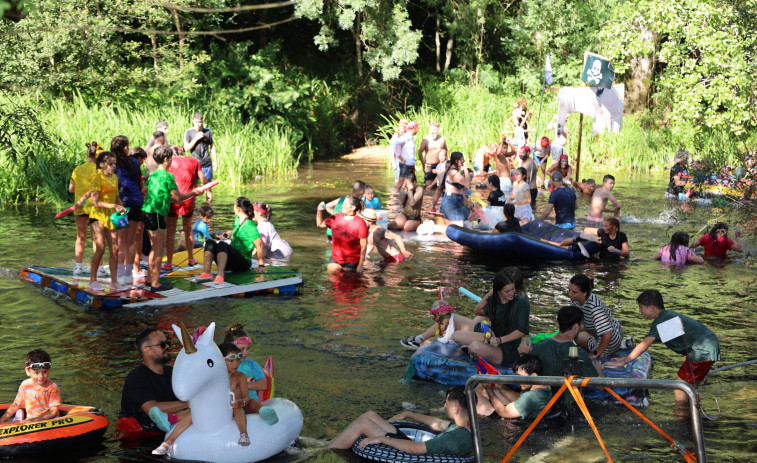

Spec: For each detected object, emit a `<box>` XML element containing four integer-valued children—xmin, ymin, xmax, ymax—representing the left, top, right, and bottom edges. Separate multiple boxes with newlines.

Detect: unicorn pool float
<box><xmin>164</xmin><ymin>322</ymin><xmax>303</xmax><ymax>463</ymax></box>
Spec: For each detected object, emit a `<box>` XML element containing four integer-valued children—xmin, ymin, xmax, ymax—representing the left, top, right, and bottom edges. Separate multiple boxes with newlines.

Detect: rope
<box><xmin>603</xmin><ymin>387</ymin><xmax>697</xmax><ymax>462</ymax></box>
<box><xmin>564</xmin><ymin>378</ymin><xmax>613</xmax><ymax>462</ymax></box>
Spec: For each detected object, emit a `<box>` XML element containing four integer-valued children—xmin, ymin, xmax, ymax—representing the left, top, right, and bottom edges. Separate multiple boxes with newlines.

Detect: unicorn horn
<box><xmin>180</xmin><ymin>322</ymin><xmax>197</xmax><ymax>354</ymax></box>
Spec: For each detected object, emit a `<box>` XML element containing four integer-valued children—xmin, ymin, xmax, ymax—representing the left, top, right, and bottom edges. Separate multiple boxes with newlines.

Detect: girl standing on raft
<box><xmin>112</xmin><ymin>135</ymin><xmax>144</xmax><ymax>285</ymax></box>
<box><xmin>199</xmin><ymin>197</ymin><xmax>266</xmax><ymax>283</ymax></box>
<box><xmin>87</xmin><ymin>151</ymin><xmax>127</xmax><ymax>291</ymax></box>
<box><xmin>70</xmin><ymin>142</ymin><xmax>101</xmax><ymax>276</ymax></box>
<box><xmin>252</xmin><ymin>202</ymin><xmax>293</xmax><ymax>259</ymax></box>
<box><xmin>316</xmin><ymin>195</ymin><xmax>368</xmax><ymax>274</ymax></box>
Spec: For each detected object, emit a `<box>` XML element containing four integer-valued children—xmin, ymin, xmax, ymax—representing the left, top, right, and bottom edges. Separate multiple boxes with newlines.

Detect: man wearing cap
<box><xmin>394</xmin><ymin>121</ymin><xmax>420</xmax><ymax>191</ymax></box>
<box><xmin>418</xmin><ymin>123</ymin><xmax>448</xmax><ymax>188</ymax></box>
<box><xmin>534</xmin><ymin>136</ymin><xmax>551</xmax><ymax>186</ymax></box>
<box><xmin>389</xmin><ymin>120</ymin><xmax>408</xmax><ymax>182</ymax></box>
<box><xmin>538</xmin><ymin>171</ymin><xmax>578</xmax><ymax>229</ymax></box>
<box><xmin>184</xmin><ymin>112</ymin><xmax>218</xmax><ymax>203</ymax></box>
<box><xmin>518</xmin><ymin>145</ymin><xmax>538</xmax><ymax>208</ymax></box>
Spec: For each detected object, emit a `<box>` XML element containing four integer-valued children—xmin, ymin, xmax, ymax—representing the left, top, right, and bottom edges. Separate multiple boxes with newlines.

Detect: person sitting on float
<box><xmin>473</xmin><ymin>354</ymin><xmax>551</xmax><ymax>419</ymax></box>
<box><xmin>554</xmin><ymin>217</ymin><xmax>629</xmax><ymax>260</ymax></box>
<box><xmin>449</xmin><ymin>273</ymin><xmax>529</xmax><ymax>366</ymax></box>
<box><xmin>651</xmin><ymin>231</ymin><xmax>704</xmax><ymax>265</ymax></box>
<box><xmin>327</xmin><ymin>386</ymin><xmax>474</xmax><ymax>457</ymax></box>
<box><xmin>690</xmin><ymin>222</ymin><xmax>743</xmax><ymax>259</ymax></box>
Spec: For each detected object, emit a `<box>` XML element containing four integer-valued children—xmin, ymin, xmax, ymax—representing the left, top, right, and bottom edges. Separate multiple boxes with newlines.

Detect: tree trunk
<box><xmin>355</xmin><ymin>14</ymin><xmax>363</xmax><ymax>80</ymax></box>
<box><xmin>150</xmin><ymin>34</ymin><xmax>159</xmax><ymax>75</ymax></box>
<box><xmin>444</xmin><ymin>36</ymin><xmax>453</xmax><ymax>71</ymax></box>
<box><xmin>435</xmin><ymin>17</ymin><xmax>441</xmax><ymax>73</ymax></box>
<box><xmin>625</xmin><ymin>27</ymin><xmax>657</xmax><ymax>112</ymax></box>
<box><xmin>171</xmin><ymin>8</ymin><xmax>185</xmax><ymax>72</ymax></box>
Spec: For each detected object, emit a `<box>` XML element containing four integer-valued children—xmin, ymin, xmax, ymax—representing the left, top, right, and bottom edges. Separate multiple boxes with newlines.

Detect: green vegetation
<box><xmin>0</xmin><ymin>0</ymin><xmax>754</xmax><ymax>204</ymax></box>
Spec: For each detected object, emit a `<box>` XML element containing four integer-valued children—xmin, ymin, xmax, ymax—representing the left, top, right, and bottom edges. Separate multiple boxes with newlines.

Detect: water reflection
<box><xmin>0</xmin><ymin>160</ymin><xmax>755</xmax><ymax>462</ymax></box>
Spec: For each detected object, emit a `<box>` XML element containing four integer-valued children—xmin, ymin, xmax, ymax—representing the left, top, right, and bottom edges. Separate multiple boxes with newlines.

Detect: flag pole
<box><xmin>532</xmin><ymin>52</ymin><xmax>550</xmax><ymax>154</ymax></box>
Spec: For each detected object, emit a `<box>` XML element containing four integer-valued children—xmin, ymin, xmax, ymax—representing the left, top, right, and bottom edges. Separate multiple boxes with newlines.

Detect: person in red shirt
<box><xmin>165</xmin><ymin>145</ymin><xmax>207</xmax><ymax>268</ymax></box>
<box><xmin>316</xmin><ymin>195</ymin><xmax>368</xmax><ymax>274</ymax></box>
<box><xmin>690</xmin><ymin>222</ymin><xmax>743</xmax><ymax>259</ymax></box>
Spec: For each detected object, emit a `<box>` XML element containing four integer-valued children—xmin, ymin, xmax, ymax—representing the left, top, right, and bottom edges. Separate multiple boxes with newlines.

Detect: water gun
<box><xmin>475</xmin><ymin>356</ymin><xmax>500</xmax><ymax>376</ymax></box>
<box><xmin>480</xmin><ymin>320</ymin><xmax>493</xmax><ymax>340</ymax></box>
<box><xmin>531</xmin><ymin>330</ymin><xmax>559</xmax><ymax>344</ymax></box>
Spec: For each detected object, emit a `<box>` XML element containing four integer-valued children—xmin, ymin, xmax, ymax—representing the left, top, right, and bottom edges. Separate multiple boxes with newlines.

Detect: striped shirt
<box><xmin>572</xmin><ymin>293</ymin><xmax>623</xmax><ymax>355</ymax></box>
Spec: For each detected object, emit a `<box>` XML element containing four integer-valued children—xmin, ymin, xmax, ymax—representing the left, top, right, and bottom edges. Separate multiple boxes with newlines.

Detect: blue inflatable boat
<box><xmin>408</xmin><ymin>340</ymin><xmax>652</xmax><ymax>405</ymax></box>
<box><xmin>445</xmin><ymin>221</ymin><xmax>600</xmax><ymax>260</ymax></box>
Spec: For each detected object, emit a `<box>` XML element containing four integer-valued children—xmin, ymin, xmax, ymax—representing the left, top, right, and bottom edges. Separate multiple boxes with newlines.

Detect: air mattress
<box><xmin>446</xmin><ymin>221</ymin><xmax>600</xmax><ymax>260</ymax></box>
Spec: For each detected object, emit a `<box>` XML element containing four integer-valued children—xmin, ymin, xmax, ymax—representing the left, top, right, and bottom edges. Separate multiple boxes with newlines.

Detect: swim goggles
<box><xmin>224</xmin><ymin>353</ymin><xmax>244</xmax><ymax>361</ymax></box>
<box><xmin>28</xmin><ymin>362</ymin><xmax>52</xmax><ymax>370</ymax></box>
<box><xmin>232</xmin><ymin>336</ymin><xmax>252</xmax><ymax>345</ymax></box>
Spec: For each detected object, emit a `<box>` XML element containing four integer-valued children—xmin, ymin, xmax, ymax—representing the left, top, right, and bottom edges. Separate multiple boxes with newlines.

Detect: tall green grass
<box><xmin>378</xmin><ymin>82</ymin><xmax>756</xmax><ymax>173</ymax></box>
<box><xmin>0</xmin><ymin>93</ymin><xmax>305</xmax><ymax>204</ymax></box>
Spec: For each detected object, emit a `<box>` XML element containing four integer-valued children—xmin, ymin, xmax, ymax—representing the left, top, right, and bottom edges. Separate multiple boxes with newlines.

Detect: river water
<box><xmin>0</xmin><ymin>154</ymin><xmax>756</xmax><ymax>463</ymax></box>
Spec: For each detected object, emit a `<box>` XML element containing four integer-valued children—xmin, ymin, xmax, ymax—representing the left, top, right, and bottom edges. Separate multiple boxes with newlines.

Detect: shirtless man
<box><xmin>145</xmin><ymin>131</ymin><xmax>165</xmax><ymax>174</ymax></box>
<box><xmin>359</xmin><ymin>209</ymin><xmax>413</xmax><ymax>263</ymax></box>
<box><xmin>518</xmin><ymin>146</ymin><xmax>538</xmax><ymax>208</ymax></box>
<box><xmin>418</xmin><ymin>123</ymin><xmax>448</xmax><ymax>187</ymax></box>
<box><xmin>573</xmin><ymin>178</ymin><xmax>597</xmax><ymax>197</ymax></box>
<box><xmin>473</xmin><ymin>143</ymin><xmax>498</xmax><ymax>176</ymax></box>
<box><xmin>588</xmin><ymin>175</ymin><xmax>621</xmax><ymax>223</ymax></box>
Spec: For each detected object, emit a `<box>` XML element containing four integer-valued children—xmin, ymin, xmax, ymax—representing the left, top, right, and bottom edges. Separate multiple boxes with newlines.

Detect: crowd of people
<box><xmin>67</xmin><ymin>113</ymin><xmax>292</xmax><ymax>292</ymax></box>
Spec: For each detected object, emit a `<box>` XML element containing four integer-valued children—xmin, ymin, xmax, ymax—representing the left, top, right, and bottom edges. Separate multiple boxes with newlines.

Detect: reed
<box><xmin>378</xmin><ymin>82</ymin><xmax>754</xmax><ymax>172</ymax></box>
<box><xmin>0</xmin><ymin>93</ymin><xmax>305</xmax><ymax>204</ymax></box>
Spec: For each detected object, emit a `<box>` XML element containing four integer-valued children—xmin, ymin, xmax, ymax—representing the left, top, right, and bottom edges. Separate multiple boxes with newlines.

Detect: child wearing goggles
<box><xmin>0</xmin><ymin>349</ymin><xmax>61</xmax><ymax>424</ymax></box>
<box><xmin>223</xmin><ymin>324</ymin><xmax>268</xmax><ymax>399</ymax></box>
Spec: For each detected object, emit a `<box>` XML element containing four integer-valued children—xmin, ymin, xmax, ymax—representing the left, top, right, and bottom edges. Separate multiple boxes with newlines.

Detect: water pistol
<box><xmin>481</xmin><ymin>320</ymin><xmax>493</xmax><ymax>339</ymax></box>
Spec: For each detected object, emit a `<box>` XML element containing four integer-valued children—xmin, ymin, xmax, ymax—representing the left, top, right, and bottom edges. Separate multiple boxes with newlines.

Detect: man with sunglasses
<box><xmin>120</xmin><ymin>328</ymin><xmax>188</xmax><ymax>433</ymax></box>
<box><xmin>0</xmin><ymin>349</ymin><xmax>60</xmax><ymax>424</ymax></box>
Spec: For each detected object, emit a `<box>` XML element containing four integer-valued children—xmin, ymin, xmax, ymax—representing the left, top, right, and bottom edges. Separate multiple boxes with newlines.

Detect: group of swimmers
<box><xmin>68</xmin><ymin>115</ymin><xmax>292</xmax><ymax>293</ymax></box>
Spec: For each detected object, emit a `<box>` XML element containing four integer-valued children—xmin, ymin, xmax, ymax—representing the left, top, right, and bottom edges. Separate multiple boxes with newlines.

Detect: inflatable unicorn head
<box><xmin>169</xmin><ymin>322</ymin><xmax>304</xmax><ymax>463</ymax></box>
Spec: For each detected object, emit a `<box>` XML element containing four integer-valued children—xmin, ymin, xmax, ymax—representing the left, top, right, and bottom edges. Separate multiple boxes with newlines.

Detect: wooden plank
<box><xmin>123</xmin><ymin>275</ymin><xmax>303</xmax><ymax>308</ymax></box>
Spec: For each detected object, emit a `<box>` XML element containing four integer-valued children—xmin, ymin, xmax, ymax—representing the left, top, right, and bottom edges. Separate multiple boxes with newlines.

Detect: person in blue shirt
<box><xmin>538</xmin><ymin>171</ymin><xmax>578</xmax><ymax>229</ymax></box>
<box><xmin>361</xmin><ymin>185</ymin><xmax>381</xmax><ymax>209</ymax></box>
<box><xmin>192</xmin><ymin>205</ymin><xmax>214</xmax><ymax>242</ymax></box>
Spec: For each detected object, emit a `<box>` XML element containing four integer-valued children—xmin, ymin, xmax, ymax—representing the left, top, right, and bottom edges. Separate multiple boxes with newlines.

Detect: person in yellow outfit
<box><xmin>70</xmin><ymin>142</ymin><xmax>102</xmax><ymax>276</ymax></box>
<box><xmin>83</xmin><ymin>151</ymin><xmax>127</xmax><ymax>292</ymax></box>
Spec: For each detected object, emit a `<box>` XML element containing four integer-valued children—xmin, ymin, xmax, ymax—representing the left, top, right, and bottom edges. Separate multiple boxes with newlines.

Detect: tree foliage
<box><xmin>600</xmin><ymin>0</ymin><xmax>757</xmax><ymax>138</ymax></box>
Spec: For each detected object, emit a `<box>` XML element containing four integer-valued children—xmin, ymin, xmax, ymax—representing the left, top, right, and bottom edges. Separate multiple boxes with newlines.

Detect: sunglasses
<box><xmin>28</xmin><ymin>362</ymin><xmax>52</xmax><ymax>370</ymax></box>
<box><xmin>147</xmin><ymin>341</ymin><xmax>169</xmax><ymax>349</ymax></box>
<box><xmin>224</xmin><ymin>353</ymin><xmax>243</xmax><ymax>361</ymax></box>
<box><xmin>232</xmin><ymin>336</ymin><xmax>252</xmax><ymax>345</ymax></box>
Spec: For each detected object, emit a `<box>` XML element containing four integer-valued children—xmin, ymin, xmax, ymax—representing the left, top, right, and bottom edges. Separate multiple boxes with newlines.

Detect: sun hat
<box><xmin>673</xmin><ymin>150</ymin><xmax>690</xmax><ymax>164</ymax></box>
<box><xmin>358</xmin><ymin>209</ymin><xmax>377</xmax><ymax>222</ymax></box>
<box><xmin>429</xmin><ymin>300</ymin><xmax>455</xmax><ymax>315</ymax></box>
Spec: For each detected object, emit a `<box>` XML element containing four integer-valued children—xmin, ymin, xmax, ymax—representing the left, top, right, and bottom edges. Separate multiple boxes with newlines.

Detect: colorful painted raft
<box><xmin>19</xmin><ymin>265</ymin><xmax>302</xmax><ymax>309</ymax></box>
<box><xmin>408</xmin><ymin>340</ymin><xmax>652</xmax><ymax>405</ymax></box>
<box><xmin>446</xmin><ymin>221</ymin><xmax>601</xmax><ymax>261</ymax></box>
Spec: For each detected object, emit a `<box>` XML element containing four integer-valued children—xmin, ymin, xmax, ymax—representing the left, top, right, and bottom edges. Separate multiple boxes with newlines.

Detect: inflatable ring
<box><xmin>0</xmin><ymin>404</ymin><xmax>108</xmax><ymax>457</ymax></box>
<box><xmin>352</xmin><ymin>421</ymin><xmax>473</xmax><ymax>463</ymax></box>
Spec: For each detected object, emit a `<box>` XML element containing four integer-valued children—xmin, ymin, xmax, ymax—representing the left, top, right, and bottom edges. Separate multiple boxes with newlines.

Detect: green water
<box><xmin>0</xmin><ymin>157</ymin><xmax>756</xmax><ymax>462</ymax></box>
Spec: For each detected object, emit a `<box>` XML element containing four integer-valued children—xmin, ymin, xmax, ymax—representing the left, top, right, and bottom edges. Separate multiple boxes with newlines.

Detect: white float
<box><xmin>168</xmin><ymin>322</ymin><xmax>303</xmax><ymax>463</ymax></box>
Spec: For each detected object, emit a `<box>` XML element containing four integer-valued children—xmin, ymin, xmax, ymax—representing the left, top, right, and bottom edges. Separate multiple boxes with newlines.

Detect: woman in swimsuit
<box><xmin>509</xmin><ymin>167</ymin><xmax>533</xmax><ymax>225</ymax></box>
<box><xmin>440</xmin><ymin>151</ymin><xmax>476</xmax><ymax>227</ymax></box>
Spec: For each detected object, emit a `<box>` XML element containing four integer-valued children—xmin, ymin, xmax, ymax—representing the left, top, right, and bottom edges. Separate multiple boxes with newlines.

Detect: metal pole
<box><xmin>464</xmin><ymin>374</ymin><xmax>706</xmax><ymax>463</ymax></box>
<box><xmin>575</xmin><ymin>114</ymin><xmax>583</xmax><ymax>182</ymax></box>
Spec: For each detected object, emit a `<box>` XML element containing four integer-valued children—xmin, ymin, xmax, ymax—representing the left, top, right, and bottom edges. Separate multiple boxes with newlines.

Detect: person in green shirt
<box><xmin>451</xmin><ymin>273</ymin><xmax>530</xmax><ymax>365</ymax></box>
<box><xmin>198</xmin><ymin>197</ymin><xmax>265</xmax><ymax>284</ymax></box>
<box><xmin>475</xmin><ymin>354</ymin><xmax>551</xmax><ymax>420</ymax></box>
<box><xmin>608</xmin><ymin>290</ymin><xmax>720</xmax><ymax>403</ymax></box>
<box><xmin>141</xmin><ymin>145</ymin><xmax>201</xmax><ymax>292</ymax></box>
<box><xmin>328</xmin><ymin>386</ymin><xmax>474</xmax><ymax>457</ymax></box>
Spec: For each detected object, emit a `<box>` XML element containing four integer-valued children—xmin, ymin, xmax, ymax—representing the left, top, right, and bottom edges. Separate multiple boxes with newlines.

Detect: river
<box><xmin>0</xmin><ymin>153</ymin><xmax>755</xmax><ymax>462</ymax></box>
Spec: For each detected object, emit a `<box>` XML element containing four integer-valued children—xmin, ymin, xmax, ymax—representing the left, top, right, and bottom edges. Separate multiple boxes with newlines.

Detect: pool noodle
<box><xmin>55</xmin><ymin>205</ymin><xmax>76</xmax><ymax>218</ymax></box>
<box><xmin>197</xmin><ymin>180</ymin><xmax>219</xmax><ymax>192</ymax></box>
<box><xmin>458</xmin><ymin>287</ymin><xmax>482</xmax><ymax>303</ymax></box>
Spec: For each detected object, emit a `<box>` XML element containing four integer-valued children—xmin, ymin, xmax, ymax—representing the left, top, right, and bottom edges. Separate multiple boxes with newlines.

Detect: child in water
<box><xmin>224</xmin><ymin>325</ymin><xmax>278</xmax><ymax>424</ymax></box>
<box><xmin>0</xmin><ymin>349</ymin><xmax>61</xmax><ymax>424</ymax></box>
<box><xmin>219</xmin><ymin>343</ymin><xmax>252</xmax><ymax>446</ymax></box>
<box><xmin>361</xmin><ymin>185</ymin><xmax>381</xmax><ymax>210</ymax></box>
